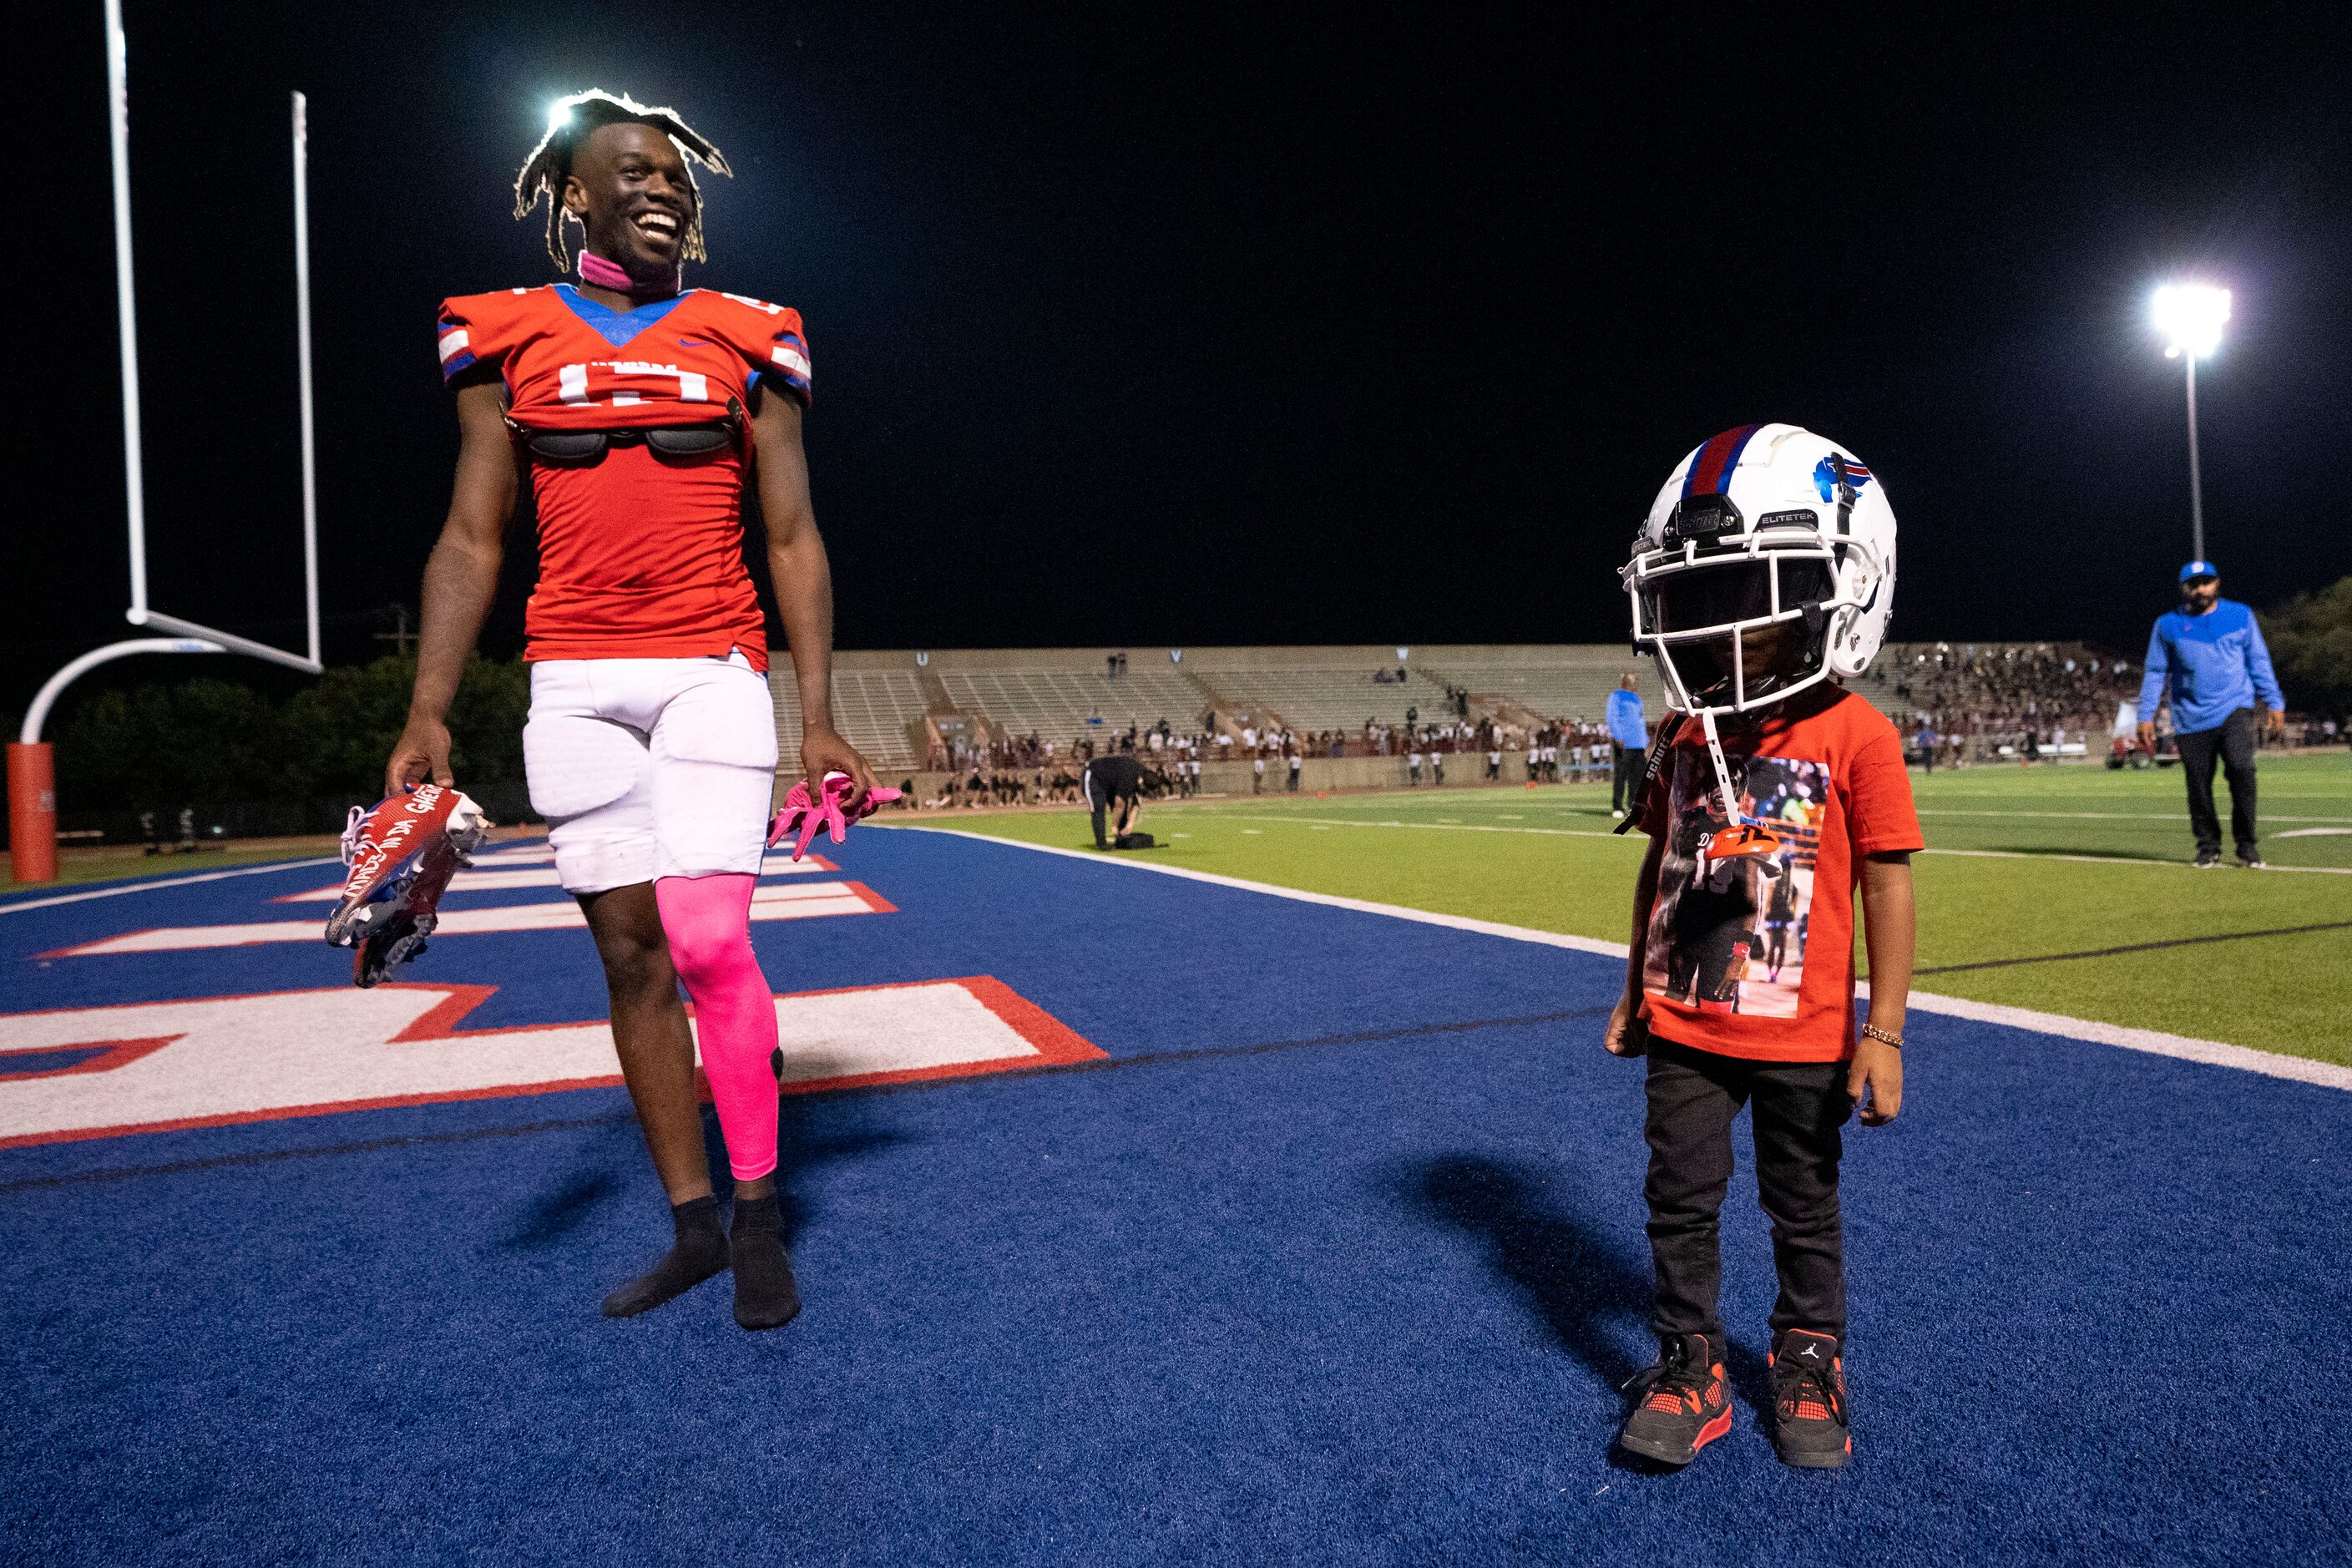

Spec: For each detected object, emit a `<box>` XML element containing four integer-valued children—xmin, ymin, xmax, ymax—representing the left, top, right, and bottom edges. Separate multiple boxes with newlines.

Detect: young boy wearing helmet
<box><xmin>1603</xmin><ymin>424</ymin><xmax>1920</xmax><ymax>1470</ymax></box>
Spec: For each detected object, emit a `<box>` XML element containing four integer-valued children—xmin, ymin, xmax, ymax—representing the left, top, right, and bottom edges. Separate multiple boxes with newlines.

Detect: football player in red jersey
<box><xmin>386</xmin><ymin>91</ymin><xmax>876</xmax><ymax>1330</ymax></box>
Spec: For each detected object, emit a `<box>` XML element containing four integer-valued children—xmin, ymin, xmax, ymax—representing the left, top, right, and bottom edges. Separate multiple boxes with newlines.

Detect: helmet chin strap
<box><xmin>1698</xmin><ymin>709</ymin><xmax>1743</xmax><ymax>823</ymax></box>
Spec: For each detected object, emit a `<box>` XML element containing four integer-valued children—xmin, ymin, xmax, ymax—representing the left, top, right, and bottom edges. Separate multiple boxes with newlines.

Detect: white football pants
<box><xmin>523</xmin><ymin>652</ymin><xmax>779</xmax><ymax>893</ymax></box>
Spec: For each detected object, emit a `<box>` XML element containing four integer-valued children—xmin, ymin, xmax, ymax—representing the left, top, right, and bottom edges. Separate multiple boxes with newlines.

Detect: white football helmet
<box><xmin>1623</xmin><ymin>422</ymin><xmax>1897</xmax><ymax>717</ymax></box>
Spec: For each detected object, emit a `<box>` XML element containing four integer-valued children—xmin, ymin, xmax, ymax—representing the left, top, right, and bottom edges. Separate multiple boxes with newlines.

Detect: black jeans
<box><xmin>1643</xmin><ymin>1036</ymin><xmax>1851</xmax><ymax>1341</ymax></box>
<box><xmin>2172</xmin><ymin>708</ymin><xmax>2258</xmax><ymax>858</ymax></box>
<box><xmin>1611</xmin><ymin>745</ymin><xmax>1645</xmax><ymax>813</ymax></box>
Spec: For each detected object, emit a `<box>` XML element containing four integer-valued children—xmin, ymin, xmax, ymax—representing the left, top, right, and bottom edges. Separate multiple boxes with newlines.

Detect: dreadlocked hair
<box><xmin>513</xmin><ymin>89</ymin><xmax>731</xmax><ymax>272</ymax></box>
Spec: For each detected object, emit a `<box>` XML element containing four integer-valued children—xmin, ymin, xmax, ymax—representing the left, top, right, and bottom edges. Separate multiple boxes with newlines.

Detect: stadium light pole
<box><xmin>2152</xmin><ymin>282</ymin><xmax>2230</xmax><ymax>564</ymax></box>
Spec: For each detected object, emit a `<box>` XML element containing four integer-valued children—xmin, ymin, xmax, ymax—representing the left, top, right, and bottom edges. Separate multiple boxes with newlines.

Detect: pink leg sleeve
<box><xmin>654</xmin><ymin>873</ymin><xmax>781</xmax><ymax>1181</ymax></box>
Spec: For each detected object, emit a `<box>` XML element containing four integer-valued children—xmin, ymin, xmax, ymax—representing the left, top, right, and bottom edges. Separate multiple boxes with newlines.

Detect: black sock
<box><xmin>730</xmin><ymin>1189</ymin><xmax>802</xmax><ymax>1331</ymax></box>
<box><xmin>599</xmin><ymin>1196</ymin><xmax>728</xmax><ymax>1319</ymax></box>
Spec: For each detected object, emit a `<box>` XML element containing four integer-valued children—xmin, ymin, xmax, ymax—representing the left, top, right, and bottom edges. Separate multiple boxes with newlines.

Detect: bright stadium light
<box><xmin>2152</xmin><ymin>282</ymin><xmax>2229</xmax><ymax>359</ymax></box>
<box><xmin>2150</xmin><ymin>281</ymin><xmax>2232</xmax><ymax>562</ymax></box>
<box><xmin>549</xmin><ymin>101</ymin><xmax>574</xmax><ymax>130</ymax></box>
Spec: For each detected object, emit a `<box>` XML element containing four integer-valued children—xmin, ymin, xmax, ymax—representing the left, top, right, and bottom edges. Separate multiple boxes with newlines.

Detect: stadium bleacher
<box><xmin>935</xmin><ymin>668</ymin><xmax>1204</xmax><ymax>741</ymax></box>
<box><xmin>767</xmin><ymin>648</ymin><xmax>1658</xmax><ymax>776</ymax></box>
<box><xmin>763</xmin><ymin>644</ymin><xmax>2161</xmax><ymax>779</ymax></box>
<box><xmin>1194</xmin><ymin>666</ymin><xmax>1452</xmax><ymax>732</ymax></box>
<box><xmin>771</xmin><ymin>669</ymin><xmax>932</xmax><ymax>774</ymax></box>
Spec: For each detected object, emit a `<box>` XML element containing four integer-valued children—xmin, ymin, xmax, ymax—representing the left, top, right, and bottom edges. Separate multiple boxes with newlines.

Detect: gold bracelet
<box><xmin>1860</xmin><ymin>1023</ymin><xmax>1903</xmax><ymax>1050</ymax></box>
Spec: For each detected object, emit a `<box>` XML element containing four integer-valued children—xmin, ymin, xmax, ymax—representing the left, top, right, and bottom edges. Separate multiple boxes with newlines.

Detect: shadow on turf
<box><xmin>1975</xmin><ymin>843</ymin><xmax>2179</xmax><ymax>862</ymax></box>
<box><xmin>1401</xmin><ymin>1154</ymin><xmax>1777</xmax><ymax>1467</ymax></box>
<box><xmin>494</xmin><ymin>1089</ymin><xmax>911</xmax><ymax>1255</ymax></box>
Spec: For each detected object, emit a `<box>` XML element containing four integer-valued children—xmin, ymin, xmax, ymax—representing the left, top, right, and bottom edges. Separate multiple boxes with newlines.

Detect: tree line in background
<box><xmin>53</xmin><ymin>656</ymin><xmax>528</xmax><ymax>831</ymax></box>
<box><xmin>2261</xmin><ymin>577</ymin><xmax>2352</xmax><ymax>723</ymax></box>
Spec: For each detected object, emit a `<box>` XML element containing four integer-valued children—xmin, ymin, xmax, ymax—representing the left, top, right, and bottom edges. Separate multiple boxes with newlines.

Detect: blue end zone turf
<box><xmin>1</xmin><ymin>829</ymin><xmax>2346</xmax><ymax>1565</ymax></box>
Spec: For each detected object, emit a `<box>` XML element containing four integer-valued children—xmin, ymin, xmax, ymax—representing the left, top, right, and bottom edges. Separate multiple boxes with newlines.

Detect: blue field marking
<box><xmin>2</xmin><ymin>829</ymin><xmax>2347</xmax><ymax>1566</ymax></box>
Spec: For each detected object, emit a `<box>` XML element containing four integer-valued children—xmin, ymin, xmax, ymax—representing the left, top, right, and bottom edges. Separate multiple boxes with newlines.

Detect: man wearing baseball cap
<box><xmin>2136</xmin><ymin>563</ymin><xmax>2285</xmax><ymax>868</ymax></box>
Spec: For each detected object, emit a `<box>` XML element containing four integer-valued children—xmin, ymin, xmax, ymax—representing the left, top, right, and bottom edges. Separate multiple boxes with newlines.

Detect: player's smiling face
<box><xmin>562</xmin><ymin>122</ymin><xmax>694</xmax><ymax>281</ymax></box>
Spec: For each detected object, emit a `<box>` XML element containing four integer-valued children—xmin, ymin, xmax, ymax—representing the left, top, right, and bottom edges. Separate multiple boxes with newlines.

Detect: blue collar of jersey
<box><xmin>554</xmin><ymin>283</ymin><xmax>689</xmax><ymax>349</ymax></box>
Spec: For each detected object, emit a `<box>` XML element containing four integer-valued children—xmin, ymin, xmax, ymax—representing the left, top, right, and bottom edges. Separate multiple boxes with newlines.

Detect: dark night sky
<box><xmin>12</xmin><ymin>3</ymin><xmax>2352</xmax><ymax>720</ymax></box>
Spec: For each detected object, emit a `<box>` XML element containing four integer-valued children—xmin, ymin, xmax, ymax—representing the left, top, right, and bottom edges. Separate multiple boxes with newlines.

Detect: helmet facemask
<box><xmin>1634</xmin><ymin>548</ymin><xmax>1839</xmax><ymax>716</ymax></box>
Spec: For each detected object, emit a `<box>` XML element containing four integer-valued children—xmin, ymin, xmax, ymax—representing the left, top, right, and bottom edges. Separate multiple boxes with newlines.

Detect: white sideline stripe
<box><xmin>891</xmin><ymin>827</ymin><xmax>1631</xmax><ymax>958</ymax></box>
<box><xmin>1874</xmin><ymin>991</ymin><xmax>2352</xmax><ymax>1092</ymax></box>
<box><xmin>273</xmin><ymin>861</ymin><xmax>832</xmax><ymax>901</ymax></box>
<box><xmin>896</xmin><ymin>826</ymin><xmax>2352</xmax><ymax>1092</ymax></box>
<box><xmin>1191</xmin><ymin>813</ymin><xmax>2352</xmax><ymax>874</ymax></box>
<box><xmin>55</xmin><ymin>882</ymin><xmax>878</xmax><ymax>956</ymax></box>
<box><xmin>0</xmin><ymin>858</ymin><xmax>342</xmax><ymax>916</ymax></box>
<box><xmin>2277</xmin><ymin>827</ymin><xmax>2352</xmax><ymax>838</ymax></box>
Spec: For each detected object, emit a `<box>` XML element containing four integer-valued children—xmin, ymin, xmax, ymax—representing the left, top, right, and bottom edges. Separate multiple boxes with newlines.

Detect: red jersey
<box><xmin>1631</xmin><ymin>689</ymin><xmax>1922</xmax><ymax>1064</ymax></box>
<box><xmin>435</xmin><ymin>284</ymin><xmax>814</xmax><ymax>669</ymax></box>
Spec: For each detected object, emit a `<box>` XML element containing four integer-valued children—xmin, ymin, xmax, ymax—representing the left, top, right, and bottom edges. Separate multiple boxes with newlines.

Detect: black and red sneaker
<box><xmin>1617</xmin><ymin>1332</ymin><xmax>1733</xmax><ymax>1466</ymax></box>
<box><xmin>1769</xmin><ymin>1329</ymin><xmax>1851</xmax><ymax>1468</ymax></box>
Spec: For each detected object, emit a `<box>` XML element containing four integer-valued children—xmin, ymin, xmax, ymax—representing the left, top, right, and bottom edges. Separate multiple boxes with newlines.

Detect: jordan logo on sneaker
<box><xmin>1800</xmin><ymin>1343</ymin><xmax>1821</xmax><ymax>1358</ymax></box>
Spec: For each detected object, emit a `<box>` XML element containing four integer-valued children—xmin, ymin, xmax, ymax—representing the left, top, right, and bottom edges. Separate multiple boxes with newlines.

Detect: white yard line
<box><xmin>1914</xmin><ymin>809</ymin><xmax>2352</xmax><ymax>823</ymax></box>
<box><xmin>0</xmin><ymin>857</ymin><xmax>341</xmax><ymax>915</ymax></box>
<box><xmin>1916</xmin><ymin>847</ymin><xmax>2350</xmax><ymax>876</ymax></box>
<box><xmin>896</xmin><ymin>825</ymin><xmax>2352</xmax><ymax>1092</ymax></box>
<box><xmin>1202</xmin><ymin>812</ymin><xmax>1631</xmax><ymax>840</ymax></box>
<box><xmin>1166</xmin><ymin>812</ymin><xmax>2352</xmax><ymax>873</ymax></box>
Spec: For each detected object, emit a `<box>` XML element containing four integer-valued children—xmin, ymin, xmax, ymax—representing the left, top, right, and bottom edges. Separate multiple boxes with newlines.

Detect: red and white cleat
<box><xmin>324</xmin><ymin>783</ymin><xmax>485</xmax><ymax>988</ymax></box>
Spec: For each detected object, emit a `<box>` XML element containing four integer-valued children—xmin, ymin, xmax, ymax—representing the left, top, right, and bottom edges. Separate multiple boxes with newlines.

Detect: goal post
<box><xmin>6</xmin><ymin>3</ymin><xmax>322</xmax><ymax>883</ymax></box>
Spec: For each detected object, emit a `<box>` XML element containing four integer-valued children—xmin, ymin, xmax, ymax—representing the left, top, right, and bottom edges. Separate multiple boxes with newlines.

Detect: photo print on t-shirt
<box><xmin>1641</xmin><ymin>748</ymin><xmax>1828</xmax><ymax>1020</ymax></box>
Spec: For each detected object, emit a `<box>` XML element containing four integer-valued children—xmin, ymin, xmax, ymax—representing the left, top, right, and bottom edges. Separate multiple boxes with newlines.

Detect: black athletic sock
<box><xmin>730</xmin><ymin>1189</ymin><xmax>802</xmax><ymax>1331</ymax></box>
<box><xmin>599</xmin><ymin>1196</ymin><xmax>728</xmax><ymax>1319</ymax></box>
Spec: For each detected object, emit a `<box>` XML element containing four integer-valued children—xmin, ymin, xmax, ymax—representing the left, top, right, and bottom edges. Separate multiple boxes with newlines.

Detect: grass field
<box><xmin>907</xmin><ymin>752</ymin><xmax>2352</xmax><ymax>1065</ymax></box>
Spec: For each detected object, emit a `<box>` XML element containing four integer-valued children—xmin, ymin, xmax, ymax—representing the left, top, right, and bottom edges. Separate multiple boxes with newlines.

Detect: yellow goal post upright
<box><xmin>6</xmin><ymin>0</ymin><xmax>321</xmax><ymax>883</ymax></box>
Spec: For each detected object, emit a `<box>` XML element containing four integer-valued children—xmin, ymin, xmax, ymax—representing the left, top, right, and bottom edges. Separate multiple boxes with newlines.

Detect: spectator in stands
<box><xmin>1914</xmin><ymin>718</ymin><xmax>1936</xmax><ymax>773</ymax></box>
<box><xmin>1606</xmin><ymin>673</ymin><xmax>1647</xmax><ymax>818</ymax></box>
<box><xmin>1486</xmin><ymin>743</ymin><xmax>1502</xmax><ymax>781</ymax></box>
<box><xmin>2135</xmin><ymin>562</ymin><xmax>2285</xmax><ymax>869</ymax></box>
<box><xmin>1408</xmin><ymin>746</ymin><xmax>1423</xmax><ymax>787</ymax></box>
<box><xmin>1287</xmin><ymin>748</ymin><xmax>1302</xmax><ymax>792</ymax></box>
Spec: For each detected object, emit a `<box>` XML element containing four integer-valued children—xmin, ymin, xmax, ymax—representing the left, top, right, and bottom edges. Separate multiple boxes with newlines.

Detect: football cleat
<box><xmin>766</xmin><ymin>771</ymin><xmax>902</xmax><ymax>861</ymax></box>
<box><xmin>324</xmin><ymin>783</ymin><xmax>485</xmax><ymax>988</ymax></box>
<box><xmin>1768</xmin><ymin>1328</ymin><xmax>1852</xmax><ymax>1468</ymax></box>
<box><xmin>1618</xmin><ymin>1332</ymin><xmax>1734</xmax><ymax>1467</ymax></box>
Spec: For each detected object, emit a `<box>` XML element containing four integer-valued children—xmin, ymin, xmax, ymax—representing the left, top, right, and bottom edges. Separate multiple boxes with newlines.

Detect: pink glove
<box><xmin>767</xmin><ymin>771</ymin><xmax>903</xmax><ymax>861</ymax></box>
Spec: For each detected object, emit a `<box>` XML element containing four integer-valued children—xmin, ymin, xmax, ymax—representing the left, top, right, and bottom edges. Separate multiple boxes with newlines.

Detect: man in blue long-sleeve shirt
<box><xmin>2135</xmin><ymin>561</ymin><xmax>2285</xmax><ymax>868</ymax></box>
<box><xmin>1606</xmin><ymin>673</ymin><xmax>1648</xmax><ymax>818</ymax></box>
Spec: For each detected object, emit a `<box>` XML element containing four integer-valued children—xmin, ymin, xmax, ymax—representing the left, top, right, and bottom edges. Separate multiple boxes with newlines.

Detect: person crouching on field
<box><xmin>1604</xmin><ymin>424</ymin><xmax>1920</xmax><ymax>1470</ymax></box>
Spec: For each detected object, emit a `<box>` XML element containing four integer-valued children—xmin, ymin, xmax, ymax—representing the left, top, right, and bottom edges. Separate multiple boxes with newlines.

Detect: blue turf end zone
<box><xmin>1</xmin><ymin>828</ymin><xmax>2346</xmax><ymax>1565</ymax></box>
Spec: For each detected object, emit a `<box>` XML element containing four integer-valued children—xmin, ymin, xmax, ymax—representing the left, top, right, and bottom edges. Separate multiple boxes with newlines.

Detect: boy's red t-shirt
<box><xmin>1631</xmin><ymin>689</ymin><xmax>1922</xmax><ymax>1064</ymax></box>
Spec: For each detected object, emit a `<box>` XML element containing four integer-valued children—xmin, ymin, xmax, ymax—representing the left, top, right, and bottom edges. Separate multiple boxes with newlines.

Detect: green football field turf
<box><xmin>898</xmin><ymin>752</ymin><xmax>2352</xmax><ymax>1067</ymax></box>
